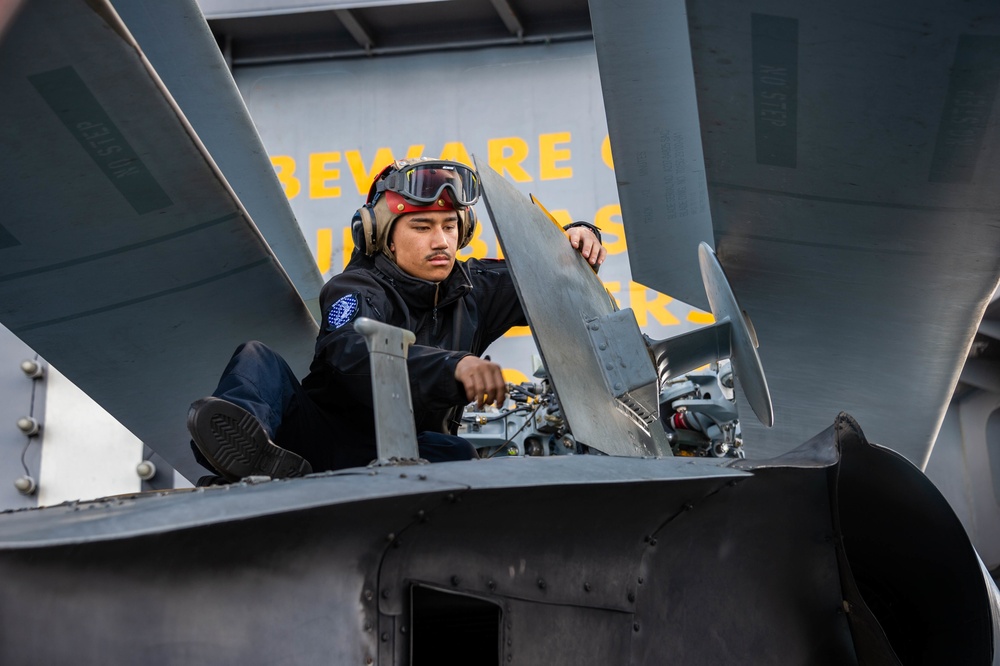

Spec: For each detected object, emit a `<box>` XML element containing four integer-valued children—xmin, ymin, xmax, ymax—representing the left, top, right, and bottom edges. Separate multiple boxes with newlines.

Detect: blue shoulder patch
<box><xmin>326</xmin><ymin>293</ymin><xmax>359</xmax><ymax>331</ymax></box>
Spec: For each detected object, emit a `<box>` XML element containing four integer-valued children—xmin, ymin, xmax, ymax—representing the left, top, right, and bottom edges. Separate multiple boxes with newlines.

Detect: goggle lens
<box><xmin>380</xmin><ymin>162</ymin><xmax>481</xmax><ymax>207</ymax></box>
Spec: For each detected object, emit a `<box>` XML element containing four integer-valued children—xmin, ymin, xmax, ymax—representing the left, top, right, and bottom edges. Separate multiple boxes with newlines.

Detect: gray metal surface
<box><xmin>199</xmin><ymin>0</ymin><xmax>450</xmax><ymax>20</ymax></box>
<box><xmin>587</xmin><ymin>308</ymin><xmax>660</xmax><ymax>424</ymax></box>
<box><xmin>206</xmin><ymin>0</ymin><xmax>592</xmax><ymax>64</ymax></box>
<box><xmin>829</xmin><ymin>413</ymin><xmax>1000</xmax><ymax>664</ymax></box>
<box><xmin>476</xmin><ymin>157</ymin><xmax>671</xmax><ymax>457</ymax></box>
<box><xmin>591</xmin><ymin>0</ymin><xmax>1000</xmax><ymax>465</ymax></box>
<box><xmin>588</xmin><ymin>0</ymin><xmax>713</xmax><ymax>311</ymax></box>
<box><xmin>699</xmin><ymin>242</ymin><xmax>773</xmax><ymax>427</ymax></box>
<box><xmin>0</xmin><ymin>325</ymin><xmax>41</xmax><ymax>510</ymax></box>
<box><xmin>0</xmin><ymin>417</ymin><xmax>995</xmax><ymax>663</ymax></box>
<box><xmin>112</xmin><ymin>0</ymin><xmax>325</xmax><ymax>318</ymax></box>
<box><xmin>647</xmin><ymin>322</ymin><xmax>732</xmax><ymax>385</ymax></box>
<box><xmin>0</xmin><ymin>0</ymin><xmax>318</xmax><ymax>483</ymax></box>
<box><xmin>354</xmin><ymin>317</ymin><xmax>419</xmax><ymax>462</ymax></box>
<box><xmin>0</xmin><ymin>455</ymin><xmax>745</xmax><ymax>549</ymax></box>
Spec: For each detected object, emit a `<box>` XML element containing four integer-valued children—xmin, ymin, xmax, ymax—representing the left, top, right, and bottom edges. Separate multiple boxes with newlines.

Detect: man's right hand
<box><xmin>455</xmin><ymin>355</ymin><xmax>507</xmax><ymax>408</ymax></box>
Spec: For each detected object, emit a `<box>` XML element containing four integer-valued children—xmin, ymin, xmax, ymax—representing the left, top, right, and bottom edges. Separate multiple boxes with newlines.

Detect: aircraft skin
<box><xmin>0</xmin><ymin>415</ymin><xmax>995</xmax><ymax>664</ymax></box>
<box><xmin>591</xmin><ymin>0</ymin><xmax>1000</xmax><ymax>471</ymax></box>
<box><xmin>1</xmin><ymin>0</ymin><xmax>1000</xmax><ymax>664</ymax></box>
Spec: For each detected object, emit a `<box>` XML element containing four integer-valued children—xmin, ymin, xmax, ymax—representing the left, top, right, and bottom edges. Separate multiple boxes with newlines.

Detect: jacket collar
<box><xmin>373</xmin><ymin>253</ymin><xmax>472</xmax><ymax>309</ymax></box>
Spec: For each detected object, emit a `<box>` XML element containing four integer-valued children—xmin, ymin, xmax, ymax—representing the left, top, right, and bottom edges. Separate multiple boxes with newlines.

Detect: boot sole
<box><xmin>187</xmin><ymin>398</ymin><xmax>312</xmax><ymax>481</ymax></box>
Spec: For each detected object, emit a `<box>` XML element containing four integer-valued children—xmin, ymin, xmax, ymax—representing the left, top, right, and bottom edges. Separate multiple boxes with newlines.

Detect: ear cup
<box><xmin>458</xmin><ymin>206</ymin><xmax>478</xmax><ymax>250</ymax></box>
<box><xmin>351</xmin><ymin>205</ymin><xmax>378</xmax><ymax>256</ymax></box>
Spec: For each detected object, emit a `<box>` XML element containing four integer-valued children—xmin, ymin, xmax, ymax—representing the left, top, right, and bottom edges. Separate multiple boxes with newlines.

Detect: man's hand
<box><xmin>566</xmin><ymin>226</ymin><xmax>607</xmax><ymax>268</ymax></box>
<box><xmin>455</xmin><ymin>355</ymin><xmax>507</xmax><ymax>408</ymax></box>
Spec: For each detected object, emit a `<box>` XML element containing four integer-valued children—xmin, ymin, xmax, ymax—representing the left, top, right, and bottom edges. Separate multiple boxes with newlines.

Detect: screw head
<box><xmin>16</xmin><ymin>416</ymin><xmax>39</xmax><ymax>436</ymax></box>
<box><xmin>136</xmin><ymin>460</ymin><xmax>156</xmax><ymax>480</ymax></box>
<box><xmin>13</xmin><ymin>476</ymin><xmax>36</xmax><ymax>495</ymax></box>
<box><xmin>20</xmin><ymin>360</ymin><xmax>43</xmax><ymax>378</ymax></box>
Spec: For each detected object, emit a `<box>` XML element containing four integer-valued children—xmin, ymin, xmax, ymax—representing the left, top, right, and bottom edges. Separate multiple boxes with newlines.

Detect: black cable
<box><xmin>486</xmin><ymin>404</ymin><xmax>539</xmax><ymax>459</ymax></box>
<box><xmin>460</xmin><ymin>405</ymin><xmax>532</xmax><ymax>423</ymax></box>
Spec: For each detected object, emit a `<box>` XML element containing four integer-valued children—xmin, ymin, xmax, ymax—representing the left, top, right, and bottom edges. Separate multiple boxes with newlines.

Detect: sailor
<box><xmin>187</xmin><ymin>158</ymin><xmax>605</xmax><ymax>482</ymax></box>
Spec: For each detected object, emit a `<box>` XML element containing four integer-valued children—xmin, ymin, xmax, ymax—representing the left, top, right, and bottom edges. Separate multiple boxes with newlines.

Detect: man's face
<box><xmin>388</xmin><ymin>210</ymin><xmax>460</xmax><ymax>282</ymax></box>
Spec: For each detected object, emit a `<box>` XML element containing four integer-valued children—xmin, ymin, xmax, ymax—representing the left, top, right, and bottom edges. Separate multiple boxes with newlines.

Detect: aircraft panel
<box><xmin>591</xmin><ymin>0</ymin><xmax>1000</xmax><ymax>464</ymax></box>
<box><xmin>0</xmin><ymin>0</ymin><xmax>319</xmax><ymax>482</ymax></box>
<box><xmin>112</xmin><ymin>0</ymin><xmax>324</xmax><ymax>318</ymax></box>
<box><xmin>476</xmin><ymin>158</ymin><xmax>672</xmax><ymax>458</ymax></box>
<box><xmin>588</xmin><ymin>0</ymin><xmax>714</xmax><ymax>312</ymax></box>
<box><xmin>198</xmin><ymin>0</ymin><xmax>449</xmax><ymax>20</ymax></box>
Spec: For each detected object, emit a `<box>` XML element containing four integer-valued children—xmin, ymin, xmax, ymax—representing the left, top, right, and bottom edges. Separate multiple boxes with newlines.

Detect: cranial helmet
<box><xmin>351</xmin><ymin>158</ymin><xmax>481</xmax><ymax>257</ymax></box>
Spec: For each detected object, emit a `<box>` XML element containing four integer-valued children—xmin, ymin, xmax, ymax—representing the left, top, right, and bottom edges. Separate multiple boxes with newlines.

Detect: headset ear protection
<box><xmin>350</xmin><ymin>199</ymin><xmax>478</xmax><ymax>257</ymax></box>
<box><xmin>350</xmin><ymin>160</ymin><xmax>479</xmax><ymax>257</ymax></box>
<box><xmin>459</xmin><ymin>207</ymin><xmax>478</xmax><ymax>250</ymax></box>
<box><xmin>350</xmin><ymin>204</ymin><xmax>378</xmax><ymax>257</ymax></box>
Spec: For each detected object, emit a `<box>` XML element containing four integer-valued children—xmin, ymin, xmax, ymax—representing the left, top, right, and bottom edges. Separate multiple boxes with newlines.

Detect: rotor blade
<box><xmin>589</xmin><ymin>0</ymin><xmax>714</xmax><ymax>311</ymax></box>
<box><xmin>590</xmin><ymin>0</ymin><xmax>1000</xmax><ymax>466</ymax></box>
<box><xmin>691</xmin><ymin>1</ymin><xmax>1000</xmax><ymax>465</ymax></box>
<box><xmin>0</xmin><ymin>0</ymin><xmax>318</xmax><ymax>482</ymax></box>
<box><xmin>112</xmin><ymin>0</ymin><xmax>324</xmax><ymax>318</ymax></box>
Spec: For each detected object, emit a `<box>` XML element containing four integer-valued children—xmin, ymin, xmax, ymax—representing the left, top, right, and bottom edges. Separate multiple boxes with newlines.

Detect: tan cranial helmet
<box><xmin>351</xmin><ymin>158</ymin><xmax>481</xmax><ymax>257</ymax></box>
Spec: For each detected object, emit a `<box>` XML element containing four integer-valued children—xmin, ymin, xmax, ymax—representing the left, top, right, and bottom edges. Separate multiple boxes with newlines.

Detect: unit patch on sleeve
<box><xmin>326</xmin><ymin>293</ymin><xmax>360</xmax><ymax>331</ymax></box>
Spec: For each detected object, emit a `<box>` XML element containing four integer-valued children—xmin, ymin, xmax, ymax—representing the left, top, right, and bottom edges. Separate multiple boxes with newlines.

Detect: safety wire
<box><xmin>20</xmin><ymin>354</ymin><xmax>39</xmax><ymax>476</ymax></box>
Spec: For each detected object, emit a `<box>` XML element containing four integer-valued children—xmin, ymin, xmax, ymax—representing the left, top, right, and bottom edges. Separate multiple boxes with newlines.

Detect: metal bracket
<box><xmin>354</xmin><ymin>317</ymin><xmax>422</xmax><ymax>464</ymax></box>
<box><xmin>586</xmin><ymin>309</ymin><xmax>660</xmax><ymax>426</ymax></box>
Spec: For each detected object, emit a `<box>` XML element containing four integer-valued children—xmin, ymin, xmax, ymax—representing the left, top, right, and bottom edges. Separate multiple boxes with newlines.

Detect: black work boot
<box><xmin>187</xmin><ymin>397</ymin><xmax>313</xmax><ymax>482</ymax></box>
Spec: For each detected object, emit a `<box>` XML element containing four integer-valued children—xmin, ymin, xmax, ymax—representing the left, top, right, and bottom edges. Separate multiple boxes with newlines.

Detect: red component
<box><xmin>384</xmin><ymin>189</ymin><xmax>458</xmax><ymax>214</ymax></box>
<box><xmin>671</xmin><ymin>412</ymin><xmax>692</xmax><ymax>430</ymax></box>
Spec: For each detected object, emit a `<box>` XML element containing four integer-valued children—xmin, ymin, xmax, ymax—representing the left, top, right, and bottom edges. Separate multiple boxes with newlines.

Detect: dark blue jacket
<box><xmin>302</xmin><ymin>252</ymin><xmax>526</xmax><ymax>440</ymax></box>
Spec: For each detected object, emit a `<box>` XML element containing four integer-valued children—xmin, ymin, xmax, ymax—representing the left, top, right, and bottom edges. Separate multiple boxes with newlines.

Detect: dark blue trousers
<box><xmin>193</xmin><ymin>341</ymin><xmax>476</xmax><ymax>474</ymax></box>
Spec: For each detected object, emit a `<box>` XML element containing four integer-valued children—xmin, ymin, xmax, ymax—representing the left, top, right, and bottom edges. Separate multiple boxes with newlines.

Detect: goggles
<box><xmin>370</xmin><ymin>160</ymin><xmax>481</xmax><ymax>208</ymax></box>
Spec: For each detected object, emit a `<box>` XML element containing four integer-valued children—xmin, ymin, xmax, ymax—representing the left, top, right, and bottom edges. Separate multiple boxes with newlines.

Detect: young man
<box><xmin>188</xmin><ymin>159</ymin><xmax>605</xmax><ymax>481</ymax></box>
